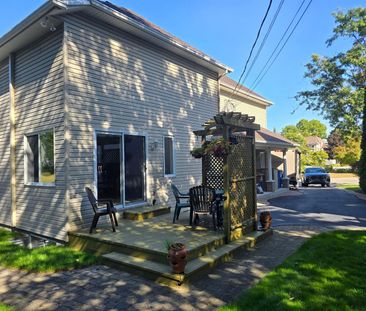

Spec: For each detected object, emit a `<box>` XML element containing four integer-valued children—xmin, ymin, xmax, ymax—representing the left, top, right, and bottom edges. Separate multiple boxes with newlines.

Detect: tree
<box><xmin>302</xmin><ymin>150</ymin><xmax>328</xmax><ymax>167</ymax></box>
<box><xmin>327</xmin><ymin>129</ymin><xmax>344</xmax><ymax>159</ymax></box>
<box><xmin>297</xmin><ymin>119</ymin><xmax>327</xmax><ymax>138</ymax></box>
<box><xmin>281</xmin><ymin>125</ymin><xmax>306</xmax><ymax>146</ymax></box>
<box><xmin>333</xmin><ymin>137</ymin><xmax>361</xmax><ymax>165</ymax></box>
<box><xmin>282</xmin><ymin>120</ymin><xmax>328</xmax><ymax>170</ymax></box>
<box><xmin>296</xmin><ymin>8</ymin><xmax>365</xmax><ymax>190</ymax></box>
<box><xmin>360</xmin><ymin>89</ymin><xmax>366</xmax><ymax>190</ymax></box>
<box><xmin>296</xmin><ymin>8</ymin><xmax>366</xmax><ymax>137</ymax></box>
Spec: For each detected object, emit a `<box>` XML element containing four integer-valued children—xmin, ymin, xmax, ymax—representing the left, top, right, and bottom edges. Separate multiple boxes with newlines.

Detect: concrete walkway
<box><xmin>0</xmin><ymin>226</ymin><xmax>326</xmax><ymax>311</ymax></box>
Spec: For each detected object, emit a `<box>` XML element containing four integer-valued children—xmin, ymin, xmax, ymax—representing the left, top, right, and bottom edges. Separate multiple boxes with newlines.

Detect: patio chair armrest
<box><xmin>179</xmin><ymin>195</ymin><xmax>190</xmax><ymax>199</ymax></box>
<box><xmin>97</xmin><ymin>199</ymin><xmax>115</xmax><ymax>210</ymax></box>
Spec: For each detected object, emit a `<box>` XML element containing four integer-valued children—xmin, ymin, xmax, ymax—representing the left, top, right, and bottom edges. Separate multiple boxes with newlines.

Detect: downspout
<box><xmin>9</xmin><ymin>54</ymin><xmax>16</xmax><ymax>227</ymax></box>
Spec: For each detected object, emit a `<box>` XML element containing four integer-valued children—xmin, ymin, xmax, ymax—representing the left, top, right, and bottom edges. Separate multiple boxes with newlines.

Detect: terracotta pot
<box><xmin>260</xmin><ymin>211</ymin><xmax>272</xmax><ymax>230</ymax></box>
<box><xmin>167</xmin><ymin>244</ymin><xmax>188</xmax><ymax>274</ymax></box>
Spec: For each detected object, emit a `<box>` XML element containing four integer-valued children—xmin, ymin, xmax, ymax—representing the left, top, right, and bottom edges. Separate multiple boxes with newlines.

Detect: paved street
<box><xmin>263</xmin><ymin>186</ymin><xmax>366</xmax><ymax>229</ymax></box>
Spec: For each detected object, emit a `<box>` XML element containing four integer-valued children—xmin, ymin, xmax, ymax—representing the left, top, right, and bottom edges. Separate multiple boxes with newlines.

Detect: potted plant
<box><xmin>206</xmin><ymin>138</ymin><xmax>231</xmax><ymax>157</ymax></box>
<box><xmin>190</xmin><ymin>146</ymin><xmax>204</xmax><ymax>159</ymax></box>
<box><xmin>165</xmin><ymin>241</ymin><xmax>188</xmax><ymax>274</ymax></box>
<box><xmin>259</xmin><ymin>211</ymin><xmax>272</xmax><ymax>230</ymax></box>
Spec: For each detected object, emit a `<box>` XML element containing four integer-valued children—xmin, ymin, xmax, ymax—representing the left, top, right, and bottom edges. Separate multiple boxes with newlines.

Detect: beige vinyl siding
<box><xmin>220</xmin><ymin>90</ymin><xmax>267</xmax><ymax>128</ymax></box>
<box><xmin>13</xmin><ymin>29</ymin><xmax>66</xmax><ymax>240</ymax></box>
<box><xmin>0</xmin><ymin>60</ymin><xmax>12</xmax><ymax>226</ymax></box>
<box><xmin>65</xmin><ymin>14</ymin><xmax>218</xmax><ymax>230</ymax></box>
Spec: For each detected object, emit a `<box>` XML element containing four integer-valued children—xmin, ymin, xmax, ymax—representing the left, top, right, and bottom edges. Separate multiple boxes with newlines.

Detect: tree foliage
<box><xmin>296</xmin><ymin>8</ymin><xmax>366</xmax><ymax>136</ymax></box>
<box><xmin>281</xmin><ymin>125</ymin><xmax>306</xmax><ymax>146</ymax></box>
<box><xmin>296</xmin><ymin>119</ymin><xmax>327</xmax><ymax>138</ymax></box>
<box><xmin>282</xmin><ymin>119</ymin><xmax>328</xmax><ymax>169</ymax></box>
<box><xmin>302</xmin><ymin>150</ymin><xmax>328</xmax><ymax>168</ymax></box>
<box><xmin>327</xmin><ymin>129</ymin><xmax>344</xmax><ymax>159</ymax></box>
<box><xmin>333</xmin><ymin>137</ymin><xmax>361</xmax><ymax>165</ymax></box>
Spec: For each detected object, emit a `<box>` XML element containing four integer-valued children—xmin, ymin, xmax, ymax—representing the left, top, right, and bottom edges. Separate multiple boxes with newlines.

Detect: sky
<box><xmin>1</xmin><ymin>0</ymin><xmax>364</xmax><ymax>134</ymax></box>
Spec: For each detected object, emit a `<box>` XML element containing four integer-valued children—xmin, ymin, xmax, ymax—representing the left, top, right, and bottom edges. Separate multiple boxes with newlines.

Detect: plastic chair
<box><xmin>189</xmin><ymin>185</ymin><xmax>217</xmax><ymax>230</ymax></box>
<box><xmin>171</xmin><ymin>184</ymin><xmax>190</xmax><ymax>223</ymax></box>
<box><xmin>85</xmin><ymin>187</ymin><xmax>118</xmax><ymax>233</ymax></box>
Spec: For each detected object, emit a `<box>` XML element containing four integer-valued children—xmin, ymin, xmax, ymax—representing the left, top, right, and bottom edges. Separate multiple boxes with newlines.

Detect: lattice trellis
<box><xmin>228</xmin><ymin>136</ymin><xmax>256</xmax><ymax>228</ymax></box>
<box><xmin>194</xmin><ymin>112</ymin><xmax>260</xmax><ymax>242</ymax></box>
<box><xmin>202</xmin><ymin>154</ymin><xmax>224</xmax><ymax>189</ymax></box>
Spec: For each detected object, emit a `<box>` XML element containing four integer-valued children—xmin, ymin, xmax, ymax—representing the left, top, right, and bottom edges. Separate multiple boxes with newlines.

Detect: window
<box><xmin>164</xmin><ymin>136</ymin><xmax>175</xmax><ymax>176</ymax></box>
<box><xmin>25</xmin><ymin>130</ymin><xmax>55</xmax><ymax>184</ymax></box>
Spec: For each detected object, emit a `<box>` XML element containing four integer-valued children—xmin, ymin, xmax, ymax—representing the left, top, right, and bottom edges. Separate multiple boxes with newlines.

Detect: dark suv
<box><xmin>302</xmin><ymin>167</ymin><xmax>331</xmax><ymax>187</ymax></box>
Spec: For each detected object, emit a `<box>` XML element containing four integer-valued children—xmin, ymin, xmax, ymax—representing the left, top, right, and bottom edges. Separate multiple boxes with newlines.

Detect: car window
<box><xmin>305</xmin><ymin>168</ymin><xmax>325</xmax><ymax>173</ymax></box>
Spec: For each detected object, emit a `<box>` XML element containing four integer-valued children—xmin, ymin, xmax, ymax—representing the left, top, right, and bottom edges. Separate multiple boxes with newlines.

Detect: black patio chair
<box><xmin>189</xmin><ymin>185</ymin><xmax>217</xmax><ymax>230</ymax></box>
<box><xmin>171</xmin><ymin>184</ymin><xmax>190</xmax><ymax>223</ymax></box>
<box><xmin>85</xmin><ymin>187</ymin><xmax>118</xmax><ymax>233</ymax></box>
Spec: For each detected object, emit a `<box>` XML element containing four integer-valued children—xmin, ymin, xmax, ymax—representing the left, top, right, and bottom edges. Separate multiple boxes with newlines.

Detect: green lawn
<box><xmin>0</xmin><ymin>229</ymin><xmax>99</xmax><ymax>272</ymax></box>
<box><xmin>220</xmin><ymin>230</ymin><xmax>366</xmax><ymax>311</ymax></box>
<box><xmin>0</xmin><ymin>304</ymin><xmax>13</xmax><ymax>311</ymax></box>
<box><xmin>336</xmin><ymin>184</ymin><xmax>362</xmax><ymax>192</ymax></box>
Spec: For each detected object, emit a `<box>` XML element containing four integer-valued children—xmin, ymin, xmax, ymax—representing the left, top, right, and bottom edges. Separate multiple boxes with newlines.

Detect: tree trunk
<box><xmin>359</xmin><ymin>88</ymin><xmax>366</xmax><ymax>192</ymax></box>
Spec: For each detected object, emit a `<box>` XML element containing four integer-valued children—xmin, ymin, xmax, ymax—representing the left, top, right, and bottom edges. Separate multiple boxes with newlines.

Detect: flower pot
<box><xmin>259</xmin><ymin>211</ymin><xmax>272</xmax><ymax>230</ymax></box>
<box><xmin>167</xmin><ymin>243</ymin><xmax>188</xmax><ymax>274</ymax></box>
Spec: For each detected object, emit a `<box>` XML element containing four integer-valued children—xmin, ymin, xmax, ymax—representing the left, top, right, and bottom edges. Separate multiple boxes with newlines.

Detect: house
<box><xmin>305</xmin><ymin>136</ymin><xmax>326</xmax><ymax>151</ymax></box>
<box><xmin>219</xmin><ymin>76</ymin><xmax>300</xmax><ymax>191</ymax></box>
<box><xmin>0</xmin><ymin>0</ymin><xmax>233</xmax><ymax>241</ymax></box>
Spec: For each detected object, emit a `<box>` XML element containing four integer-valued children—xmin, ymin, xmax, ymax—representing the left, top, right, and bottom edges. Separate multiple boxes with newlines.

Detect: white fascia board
<box><xmin>0</xmin><ymin>1</ymin><xmax>55</xmax><ymax>50</ymax></box>
<box><xmin>220</xmin><ymin>83</ymin><xmax>273</xmax><ymax>107</ymax></box>
<box><xmin>0</xmin><ymin>0</ymin><xmax>88</xmax><ymax>61</ymax></box>
<box><xmin>88</xmin><ymin>0</ymin><xmax>232</xmax><ymax>75</ymax></box>
<box><xmin>255</xmin><ymin>141</ymin><xmax>297</xmax><ymax>149</ymax></box>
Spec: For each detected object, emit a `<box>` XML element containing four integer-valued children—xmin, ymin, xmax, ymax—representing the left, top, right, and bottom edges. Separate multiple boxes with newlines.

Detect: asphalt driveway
<box><xmin>263</xmin><ymin>187</ymin><xmax>366</xmax><ymax>229</ymax></box>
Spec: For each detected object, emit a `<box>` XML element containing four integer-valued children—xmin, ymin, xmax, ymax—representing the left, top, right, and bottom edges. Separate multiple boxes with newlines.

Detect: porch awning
<box><xmin>255</xmin><ymin>127</ymin><xmax>297</xmax><ymax>150</ymax></box>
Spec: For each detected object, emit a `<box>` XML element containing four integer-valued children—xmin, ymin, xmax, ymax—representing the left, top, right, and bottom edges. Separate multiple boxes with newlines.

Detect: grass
<box><xmin>0</xmin><ymin>229</ymin><xmax>99</xmax><ymax>272</ymax></box>
<box><xmin>330</xmin><ymin>173</ymin><xmax>358</xmax><ymax>179</ymax></box>
<box><xmin>336</xmin><ymin>183</ymin><xmax>362</xmax><ymax>192</ymax></box>
<box><xmin>0</xmin><ymin>304</ymin><xmax>12</xmax><ymax>311</ymax></box>
<box><xmin>220</xmin><ymin>230</ymin><xmax>366</xmax><ymax>311</ymax></box>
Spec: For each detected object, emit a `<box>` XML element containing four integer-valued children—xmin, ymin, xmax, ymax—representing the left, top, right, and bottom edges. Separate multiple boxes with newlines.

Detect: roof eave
<box><xmin>89</xmin><ymin>0</ymin><xmax>232</xmax><ymax>75</ymax></box>
<box><xmin>0</xmin><ymin>0</ymin><xmax>90</xmax><ymax>61</ymax></box>
<box><xmin>220</xmin><ymin>83</ymin><xmax>273</xmax><ymax>106</ymax></box>
<box><xmin>255</xmin><ymin>141</ymin><xmax>297</xmax><ymax>149</ymax></box>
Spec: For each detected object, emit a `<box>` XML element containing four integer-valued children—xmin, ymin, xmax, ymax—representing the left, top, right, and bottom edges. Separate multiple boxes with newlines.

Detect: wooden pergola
<box><xmin>193</xmin><ymin>112</ymin><xmax>260</xmax><ymax>242</ymax></box>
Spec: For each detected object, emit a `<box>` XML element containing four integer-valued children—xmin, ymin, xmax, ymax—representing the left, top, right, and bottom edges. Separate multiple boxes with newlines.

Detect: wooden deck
<box><xmin>68</xmin><ymin>206</ymin><xmax>272</xmax><ymax>286</ymax></box>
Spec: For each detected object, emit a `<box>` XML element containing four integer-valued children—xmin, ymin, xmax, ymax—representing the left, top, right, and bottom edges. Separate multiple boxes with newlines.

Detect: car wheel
<box><xmin>327</xmin><ymin>183</ymin><xmax>331</xmax><ymax>187</ymax></box>
<box><xmin>302</xmin><ymin>183</ymin><xmax>308</xmax><ymax>187</ymax></box>
<box><xmin>321</xmin><ymin>183</ymin><xmax>325</xmax><ymax>187</ymax></box>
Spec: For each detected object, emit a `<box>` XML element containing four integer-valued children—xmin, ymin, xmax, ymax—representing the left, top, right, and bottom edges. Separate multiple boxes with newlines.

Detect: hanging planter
<box><xmin>206</xmin><ymin>138</ymin><xmax>231</xmax><ymax>157</ymax></box>
<box><xmin>190</xmin><ymin>147</ymin><xmax>204</xmax><ymax>159</ymax></box>
<box><xmin>165</xmin><ymin>241</ymin><xmax>188</xmax><ymax>274</ymax></box>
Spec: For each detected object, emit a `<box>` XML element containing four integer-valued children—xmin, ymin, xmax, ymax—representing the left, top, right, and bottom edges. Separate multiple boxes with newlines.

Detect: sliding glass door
<box><xmin>124</xmin><ymin>135</ymin><xmax>146</xmax><ymax>204</ymax></box>
<box><xmin>96</xmin><ymin>133</ymin><xmax>146</xmax><ymax>206</ymax></box>
<box><xmin>96</xmin><ymin>134</ymin><xmax>122</xmax><ymax>204</ymax></box>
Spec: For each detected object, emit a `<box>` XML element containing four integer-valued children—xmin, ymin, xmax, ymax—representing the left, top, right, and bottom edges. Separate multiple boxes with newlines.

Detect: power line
<box><xmin>250</xmin><ymin>0</ymin><xmax>310</xmax><ymax>90</ymax></box>
<box><xmin>227</xmin><ymin>0</ymin><xmax>273</xmax><ymax>102</ymax></box>
<box><xmin>242</xmin><ymin>0</ymin><xmax>285</xmax><ymax>85</ymax></box>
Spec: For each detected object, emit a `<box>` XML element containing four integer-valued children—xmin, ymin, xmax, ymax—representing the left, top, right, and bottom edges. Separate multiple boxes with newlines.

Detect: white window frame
<box><xmin>163</xmin><ymin>135</ymin><xmax>176</xmax><ymax>177</ymax></box>
<box><xmin>24</xmin><ymin>128</ymin><xmax>56</xmax><ymax>187</ymax></box>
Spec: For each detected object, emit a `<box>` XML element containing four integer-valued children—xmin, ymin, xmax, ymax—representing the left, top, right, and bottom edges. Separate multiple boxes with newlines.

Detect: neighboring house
<box><xmin>219</xmin><ymin>76</ymin><xmax>300</xmax><ymax>192</ymax></box>
<box><xmin>0</xmin><ymin>0</ymin><xmax>232</xmax><ymax>241</ymax></box>
<box><xmin>305</xmin><ymin>136</ymin><xmax>326</xmax><ymax>151</ymax></box>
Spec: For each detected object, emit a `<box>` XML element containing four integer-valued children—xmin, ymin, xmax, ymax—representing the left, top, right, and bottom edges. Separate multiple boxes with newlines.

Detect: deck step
<box><xmin>123</xmin><ymin>205</ymin><xmax>171</xmax><ymax>221</ymax></box>
<box><xmin>101</xmin><ymin>229</ymin><xmax>273</xmax><ymax>286</ymax></box>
